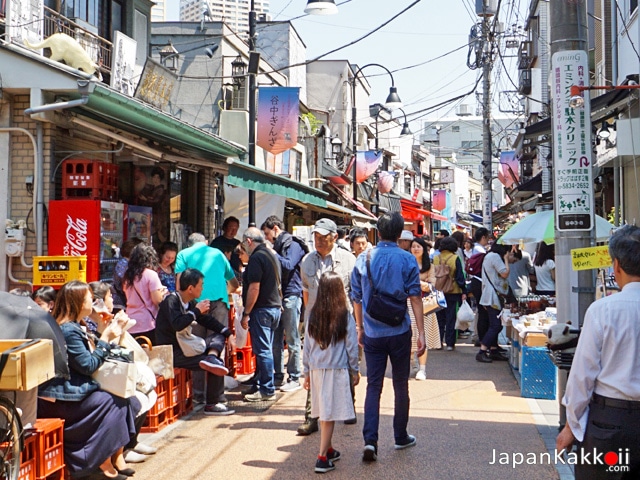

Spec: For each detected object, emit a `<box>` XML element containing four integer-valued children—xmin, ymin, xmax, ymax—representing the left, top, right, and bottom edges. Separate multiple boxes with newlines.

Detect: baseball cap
<box><xmin>312</xmin><ymin>218</ymin><xmax>337</xmax><ymax>235</ymax></box>
<box><xmin>399</xmin><ymin>230</ymin><xmax>414</xmax><ymax>241</ymax></box>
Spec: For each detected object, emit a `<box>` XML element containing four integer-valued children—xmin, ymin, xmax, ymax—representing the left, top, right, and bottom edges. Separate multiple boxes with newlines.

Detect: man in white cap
<box><xmin>398</xmin><ymin>230</ymin><xmax>414</xmax><ymax>251</ymax></box>
<box><xmin>297</xmin><ymin>218</ymin><xmax>357</xmax><ymax>435</ymax></box>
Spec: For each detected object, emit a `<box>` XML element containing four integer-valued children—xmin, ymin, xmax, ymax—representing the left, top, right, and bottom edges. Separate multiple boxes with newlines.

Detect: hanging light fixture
<box><xmin>385</xmin><ymin>86</ymin><xmax>403</xmax><ymax>110</ymax></box>
<box><xmin>305</xmin><ymin>0</ymin><xmax>339</xmax><ymax>15</ymax></box>
<box><xmin>159</xmin><ymin>40</ymin><xmax>179</xmax><ymax>72</ymax></box>
<box><xmin>231</xmin><ymin>54</ymin><xmax>247</xmax><ymax>85</ymax></box>
<box><xmin>597</xmin><ymin>121</ymin><xmax>611</xmax><ymax>139</ymax></box>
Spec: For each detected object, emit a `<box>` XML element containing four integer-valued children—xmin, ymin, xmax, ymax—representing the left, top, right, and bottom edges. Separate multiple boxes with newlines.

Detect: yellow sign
<box><xmin>571</xmin><ymin>246</ymin><xmax>612</xmax><ymax>271</ymax></box>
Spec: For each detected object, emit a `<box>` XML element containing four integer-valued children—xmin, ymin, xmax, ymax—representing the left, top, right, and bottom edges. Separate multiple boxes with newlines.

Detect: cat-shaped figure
<box><xmin>24</xmin><ymin>33</ymin><xmax>102</xmax><ymax>80</ymax></box>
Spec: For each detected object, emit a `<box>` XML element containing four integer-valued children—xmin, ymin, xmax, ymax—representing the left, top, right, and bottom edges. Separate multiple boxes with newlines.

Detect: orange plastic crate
<box><xmin>61</xmin><ymin>160</ymin><xmax>119</xmax><ymax>201</ymax></box>
<box><xmin>33</xmin><ymin>418</ymin><xmax>65</xmax><ymax>479</ymax></box>
<box><xmin>140</xmin><ymin>408</ymin><xmax>169</xmax><ymax>434</ymax></box>
<box><xmin>235</xmin><ymin>346</ymin><xmax>256</xmax><ymax>375</ymax></box>
<box><xmin>141</xmin><ymin>376</ymin><xmax>171</xmax><ymax>433</ymax></box>
<box><xmin>18</xmin><ymin>432</ymin><xmax>37</xmax><ymax>480</ymax></box>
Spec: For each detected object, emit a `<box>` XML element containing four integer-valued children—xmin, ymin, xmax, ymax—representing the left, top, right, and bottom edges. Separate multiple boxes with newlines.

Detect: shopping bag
<box><xmin>455</xmin><ymin>300</ymin><xmax>474</xmax><ymax>330</ymax></box>
<box><xmin>137</xmin><ymin>336</ymin><xmax>174</xmax><ymax>379</ymax></box>
<box><xmin>118</xmin><ymin>331</ymin><xmax>149</xmax><ymax>364</ymax></box>
<box><xmin>176</xmin><ymin>322</ymin><xmax>207</xmax><ymax>357</ymax></box>
<box><xmin>232</xmin><ymin>293</ymin><xmax>247</xmax><ymax>348</ymax></box>
<box><xmin>92</xmin><ymin>358</ymin><xmax>137</xmax><ymax>398</ymax></box>
<box><xmin>423</xmin><ymin>292</ymin><xmax>443</xmax><ymax>315</ymax></box>
<box><xmin>435</xmin><ymin>290</ymin><xmax>447</xmax><ymax>309</ymax></box>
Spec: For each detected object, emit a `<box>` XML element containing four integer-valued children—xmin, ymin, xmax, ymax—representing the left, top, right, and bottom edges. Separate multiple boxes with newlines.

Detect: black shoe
<box><xmin>243</xmin><ymin>384</ymin><xmax>259</xmax><ymax>394</ymax></box>
<box><xmin>240</xmin><ymin>375</ymin><xmax>257</xmax><ymax>386</ymax></box>
<box><xmin>274</xmin><ymin>377</ymin><xmax>285</xmax><ymax>388</ymax></box>
<box><xmin>343</xmin><ymin>417</ymin><xmax>357</xmax><ymax>425</ymax></box>
<box><xmin>394</xmin><ymin>434</ymin><xmax>417</xmax><ymax>450</ymax></box>
<box><xmin>116</xmin><ymin>468</ymin><xmax>136</xmax><ymax>477</ymax></box>
<box><xmin>362</xmin><ymin>443</ymin><xmax>378</xmax><ymax>462</ymax></box>
<box><xmin>476</xmin><ymin>351</ymin><xmax>493</xmax><ymax>363</ymax></box>
<box><xmin>495</xmin><ymin>345</ymin><xmax>508</xmax><ymax>353</ymax></box>
<box><xmin>315</xmin><ymin>457</ymin><xmax>335</xmax><ymax>473</ymax></box>
<box><xmin>489</xmin><ymin>351</ymin><xmax>509</xmax><ymax>361</ymax></box>
<box><xmin>297</xmin><ymin>418</ymin><xmax>319</xmax><ymax>436</ymax></box>
<box><xmin>327</xmin><ymin>449</ymin><xmax>341</xmax><ymax>462</ymax></box>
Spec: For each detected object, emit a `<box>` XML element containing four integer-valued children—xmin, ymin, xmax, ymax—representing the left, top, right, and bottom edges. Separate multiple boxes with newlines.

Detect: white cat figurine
<box><xmin>24</xmin><ymin>33</ymin><xmax>102</xmax><ymax>80</ymax></box>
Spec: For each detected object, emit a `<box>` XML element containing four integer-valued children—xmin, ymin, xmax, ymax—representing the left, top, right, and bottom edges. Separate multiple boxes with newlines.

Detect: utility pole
<box><xmin>480</xmin><ymin>1</ymin><xmax>494</xmax><ymax>232</ymax></box>
<box><xmin>550</xmin><ymin>0</ymin><xmax>595</xmax><ymax>425</ymax></box>
<box><xmin>248</xmin><ymin>0</ymin><xmax>257</xmax><ymax>225</ymax></box>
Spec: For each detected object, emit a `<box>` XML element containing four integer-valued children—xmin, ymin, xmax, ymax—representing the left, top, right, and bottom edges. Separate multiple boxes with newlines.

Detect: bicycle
<box><xmin>0</xmin><ymin>395</ymin><xmax>24</xmax><ymax>480</ymax></box>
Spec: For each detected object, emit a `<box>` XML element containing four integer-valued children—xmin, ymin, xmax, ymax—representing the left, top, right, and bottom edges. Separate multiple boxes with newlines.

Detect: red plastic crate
<box><xmin>141</xmin><ymin>376</ymin><xmax>171</xmax><ymax>433</ymax></box>
<box><xmin>18</xmin><ymin>432</ymin><xmax>37</xmax><ymax>480</ymax></box>
<box><xmin>140</xmin><ymin>408</ymin><xmax>169</xmax><ymax>434</ymax></box>
<box><xmin>235</xmin><ymin>346</ymin><xmax>256</xmax><ymax>375</ymax></box>
<box><xmin>33</xmin><ymin>418</ymin><xmax>65</xmax><ymax>479</ymax></box>
<box><xmin>61</xmin><ymin>159</ymin><xmax>119</xmax><ymax>201</ymax></box>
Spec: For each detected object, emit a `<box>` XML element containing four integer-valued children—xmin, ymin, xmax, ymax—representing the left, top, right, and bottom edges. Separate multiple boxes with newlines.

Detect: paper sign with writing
<box><xmin>571</xmin><ymin>246</ymin><xmax>612</xmax><ymax>271</ymax></box>
<box><xmin>257</xmin><ymin>87</ymin><xmax>300</xmax><ymax>155</ymax></box>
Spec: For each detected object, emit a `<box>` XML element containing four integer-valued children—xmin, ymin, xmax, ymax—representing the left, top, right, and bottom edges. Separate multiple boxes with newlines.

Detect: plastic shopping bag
<box><xmin>232</xmin><ymin>293</ymin><xmax>248</xmax><ymax>348</ymax></box>
<box><xmin>455</xmin><ymin>300</ymin><xmax>474</xmax><ymax>330</ymax></box>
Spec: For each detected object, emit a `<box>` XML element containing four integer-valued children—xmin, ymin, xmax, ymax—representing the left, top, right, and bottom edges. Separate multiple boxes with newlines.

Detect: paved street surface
<box><xmin>135</xmin><ymin>342</ymin><xmax>565</xmax><ymax>480</ymax></box>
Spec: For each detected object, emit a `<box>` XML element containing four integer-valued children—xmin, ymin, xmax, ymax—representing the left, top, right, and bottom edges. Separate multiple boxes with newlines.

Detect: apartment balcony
<box><xmin>519</xmin><ymin>69</ymin><xmax>532</xmax><ymax>95</ymax></box>
<box><xmin>518</xmin><ymin>40</ymin><xmax>536</xmax><ymax>70</ymax></box>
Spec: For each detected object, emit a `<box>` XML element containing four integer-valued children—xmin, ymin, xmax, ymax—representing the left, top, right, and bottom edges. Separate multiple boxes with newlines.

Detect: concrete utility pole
<box><xmin>248</xmin><ymin>0</ymin><xmax>257</xmax><ymax>225</ymax></box>
<box><xmin>480</xmin><ymin>1</ymin><xmax>494</xmax><ymax>232</ymax></box>
<box><xmin>550</xmin><ymin>0</ymin><xmax>595</xmax><ymax>425</ymax></box>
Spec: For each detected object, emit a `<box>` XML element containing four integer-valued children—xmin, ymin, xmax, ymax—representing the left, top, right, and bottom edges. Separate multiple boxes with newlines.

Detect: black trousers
<box><xmin>470</xmin><ymin>278</ymin><xmax>489</xmax><ymax>342</ymax></box>
<box><xmin>575</xmin><ymin>395</ymin><xmax>640</xmax><ymax>480</ymax></box>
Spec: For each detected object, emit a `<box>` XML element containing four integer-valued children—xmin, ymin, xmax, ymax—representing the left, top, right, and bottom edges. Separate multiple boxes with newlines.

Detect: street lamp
<box><xmin>569</xmin><ymin>83</ymin><xmax>640</xmax><ymax>108</ymax></box>
<box><xmin>398</xmin><ymin>108</ymin><xmax>412</xmax><ymax>137</ymax></box>
<box><xmin>305</xmin><ymin>0</ymin><xmax>338</xmax><ymax>15</ymax></box>
<box><xmin>351</xmin><ymin>63</ymin><xmax>402</xmax><ymax>204</ymax></box>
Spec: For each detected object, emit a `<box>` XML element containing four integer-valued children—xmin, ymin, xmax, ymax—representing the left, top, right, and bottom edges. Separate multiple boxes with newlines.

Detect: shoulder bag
<box><xmin>91</xmin><ymin>345</ymin><xmax>137</xmax><ymax>398</ymax></box>
<box><xmin>364</xmin><ymin>250</ymin><xmax>407</xmax><ymax>327</ymax></box>
<box><xmin>168</xmin><ymin>292</ymin><xmax>207</xmax><ymax>357</ymax></box>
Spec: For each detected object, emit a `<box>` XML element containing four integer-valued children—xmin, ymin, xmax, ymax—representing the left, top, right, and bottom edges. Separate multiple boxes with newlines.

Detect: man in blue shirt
<box><xmin>351</xmin><ymin>212</ymin><xmax>425</xmax><ymax>462</ymax></box>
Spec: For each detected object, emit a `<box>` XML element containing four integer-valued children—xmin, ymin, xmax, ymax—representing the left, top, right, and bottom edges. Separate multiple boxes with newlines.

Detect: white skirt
<box><xmin>310</xmin><ymin>368</ymin><xmax>355</xmax><ymax>421</ymax></box>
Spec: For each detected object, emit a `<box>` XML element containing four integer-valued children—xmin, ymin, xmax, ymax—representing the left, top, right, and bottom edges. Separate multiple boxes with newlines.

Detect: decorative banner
<box><xmin>377</xmin><ymin>171</ymin><xmax>396</xmax><ymax>194</ymax></box>
<box><xmin>551</xmin><ymin>50</ymin><xmax>594</xmax><ymax>231</ymax></box>
<box><xmin>432</xmin><ymin>189</ymin><xmax>447</xmax><ymax>212</ymax></box>
<box><xmin>346</xmin><ymin>150</ymin><xmax>383</xmax><ymax>183</ymax></box>
<box><xmin>111</xmin><ymin>31</ymin><xmax>138</xmax><ymax>97</ymax></box>
<box><xmin>498</xmin><ymin>150</ymin><xmax>519</xmax><ymax>188</ymax></box>
<box><xmin>257</xmin><ymin>87</ymin><xmax>300</xmax><ymax>155</ymax></box>
<box><xmin>571</xmin><ymin>245</ymin><xmax>612</xmax><ymax>271</ymax></box>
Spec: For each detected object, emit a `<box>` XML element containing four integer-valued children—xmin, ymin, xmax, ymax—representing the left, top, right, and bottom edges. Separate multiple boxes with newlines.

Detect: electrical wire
<box><xmin>614</xmin><ymin>0</ymin><xmax>640</xmax><ymax>63</ymax></box>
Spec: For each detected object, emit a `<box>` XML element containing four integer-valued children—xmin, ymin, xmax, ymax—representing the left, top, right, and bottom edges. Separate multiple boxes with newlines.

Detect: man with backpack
<box><xmin>467</xmin><ymin>228</ymin><xmax>490</xmax><ymax>345</ymax></box>
<box><xmin>261</xmin><ymin>215</ymin><xmax>308</xmax><ymax>393</ymax></box>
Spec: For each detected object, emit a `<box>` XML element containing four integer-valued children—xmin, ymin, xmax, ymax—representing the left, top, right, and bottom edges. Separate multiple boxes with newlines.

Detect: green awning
<box><xmin>227</xmin><ymin>161</ymin><xmax>327</xmax><ymax>207</ymax></box>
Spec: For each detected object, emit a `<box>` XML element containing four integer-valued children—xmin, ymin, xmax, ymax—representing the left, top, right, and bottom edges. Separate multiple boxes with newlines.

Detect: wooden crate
<box><xmin>0</xmin><ymin>340</ymin><xmax>55</xmax><ymax>391</ymax></box>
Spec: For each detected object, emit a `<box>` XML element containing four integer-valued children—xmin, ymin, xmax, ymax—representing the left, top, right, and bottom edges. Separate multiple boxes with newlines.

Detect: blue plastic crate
<box><xmin>521</xmin><ymin>346</ymin><xmax>557</xmax><ymax>399</ymax></box>
<box><xmin>510</xmin><ymin>339</ymin><xmax>521</xmax><ymax>370</ymax></box>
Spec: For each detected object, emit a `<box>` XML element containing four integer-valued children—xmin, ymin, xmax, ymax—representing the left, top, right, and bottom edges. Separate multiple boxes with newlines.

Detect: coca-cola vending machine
<box><xmin>48</xmin><ymin>200</ymin><xmax>125</xmax><ymax>283</ymax></box>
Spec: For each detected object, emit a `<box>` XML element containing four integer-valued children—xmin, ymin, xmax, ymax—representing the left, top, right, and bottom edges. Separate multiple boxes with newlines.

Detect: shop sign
<box><xmin>135</xmin><ymin>58</ymin><xmax>178</xmax><ymax>111</ymax></box>
<box><xmin>551</xmin><ymin>50</ymin><xmax>594</xmax><ymax>232</ymax></box>
<box><xmin>111</xmin><ymin>31</ymin><xmax>138</xmax><ymax>97</ymax></box>
<box><xmin>571</xmin><ymin>245</ymin><xmax>611</xmax><ymax>271</ymax></box>
<box><xmin>257</xmin><ymin>87</ymin><xmax>299</xmax><ymax>155</ymax></box>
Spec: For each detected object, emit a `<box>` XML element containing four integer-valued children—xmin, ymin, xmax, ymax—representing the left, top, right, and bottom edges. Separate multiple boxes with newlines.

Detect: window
<box><xmin>451</xmin><ymin>125</ymin><xmax>460</xmax><ymax>132</ymax></box>
<box><xmin>632</xmin><ymin>0</ymin><xmax>638</xmax><ymax>15</ymax></box>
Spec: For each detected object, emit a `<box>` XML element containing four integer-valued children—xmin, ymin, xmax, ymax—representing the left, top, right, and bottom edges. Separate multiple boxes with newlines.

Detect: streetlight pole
<box><xmin>480</xmin><ymin>1</ymin><xmax>494</xmax><ymax>232</ymax></box>
<box><xmin>350</xmin><ymin>64</ymin><xmax>402</xmax><ymax>205</ymax></box>
<box><xmin>247</xmin><ymin>0</ymin><xmax>257</xmax><ymax>226</ymax></box>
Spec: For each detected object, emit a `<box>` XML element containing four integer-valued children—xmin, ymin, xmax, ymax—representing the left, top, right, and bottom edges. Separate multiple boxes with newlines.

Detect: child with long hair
<box><xmin>303</xmin><ymin>271</ymin><xmax>360</xmax><ymax>474</ymax></box>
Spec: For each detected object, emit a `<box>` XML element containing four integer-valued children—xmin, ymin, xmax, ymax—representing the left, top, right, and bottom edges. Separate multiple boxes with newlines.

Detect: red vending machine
<box><xmin>48</xmin><ymin>200</ymin><xmax>125</xmax><ymax>282</ymax></box>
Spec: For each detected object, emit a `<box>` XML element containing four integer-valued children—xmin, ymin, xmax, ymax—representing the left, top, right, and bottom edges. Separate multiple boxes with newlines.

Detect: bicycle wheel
<box><xmin>0</xmin><ymin>396</ymin><xmax>23</xmax><ymax>480</ymax></box>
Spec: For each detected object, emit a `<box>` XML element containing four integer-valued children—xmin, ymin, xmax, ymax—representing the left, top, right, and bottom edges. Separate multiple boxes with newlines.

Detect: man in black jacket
<box><xmin>155</xmin><ymin>268</ymin><xmax>236</xmax><ymax>416</ymax></box>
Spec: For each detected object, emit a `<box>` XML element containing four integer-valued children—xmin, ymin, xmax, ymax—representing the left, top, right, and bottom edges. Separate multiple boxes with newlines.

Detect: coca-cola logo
<box><xmin>63</xmin><ymin>215</ymin><xmax>88</xmax><ymax>256</ymax></box>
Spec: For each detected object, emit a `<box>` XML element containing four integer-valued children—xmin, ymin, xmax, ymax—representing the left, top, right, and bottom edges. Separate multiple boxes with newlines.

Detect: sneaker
<box><xmin>343</xmin><ymin>417</ymin><xmax>357</xmax><ymax>425</ymax></box>
<box><xmin>280</xmin><ymin>379</ymin><xmax>302</xmax><ymax>393</ymax></box>
<box><xmin>244</xmin><ymin>390</ymin><xmax>276</xmax><ymax>402</ymax></box>
<box><xmin>274</xmin><ymin>377</ymin><xmax>285</xmax><ymax>388</ymax></box>
<box><xmin>395</xmin><ymin>435</ymin><xmax>417</xmax><ymax>450</ymax></box>
<box><xmin>243</xmin><ymin>384</ymin><xmax>259</xmax><ymax>395</ymax></box>
<box><xmin>476</xmin><ymin>351</ymin><xmax>493</xmax><ymax>363</ymax></box>
<box><xmin>297</xmin><ymin>418</ymin><xmax>319</xmax><ymax>436</ymax></box>
<box><xmin>240</xmin><ymin>374</ymin><xmax>257</xmax><ymax>386</ymax></box>
<box><xmin>496</xmin><ymin>345</ymin><xmax>508</xmax><ymax>353</ymax></box>
<box><xmin>199</xmin><ymin>355</ymin><xmax>229</xmax><ymax>376</ymax></box>
<box><xmin>204</xmin><ymin>403</ymin><xmax>235</xmax><ymax>416</ymax></box>
<box><xmin>315</xmin><ymin>457</ymin><xmax>335</xmax><ymax>473</ymax></box>
<box><xmin>133</xmin><ymin>443</ymin><xmax>157</xmax><ymax>455</ymax></box>
<box><xmin>415</xmin><ymin>369</ymin><xmax>427</xmax><ymax>381</ymax></box>
<box><xmin>446</xmin><ymin>346</ymin><xmax>454</xmax><ymax>351</ymax></box>
<box><xmin>489</xmin><ymin>350</ymin><xmax>509</xmax><ymax>361</ymax></box>
<box><xmin>362</xmin><ymin>443</ymin><xmax>378</xmax><ymax>462</ymax></box>
<box><xmin>327</xmin><ymin>449</ymin><xmax>341</xmax><ymax>462</ymax></box>
<box><xmin>123</xmin><ymin>450</ymin><xmax>147</xmax><ymax>463</ymax></box>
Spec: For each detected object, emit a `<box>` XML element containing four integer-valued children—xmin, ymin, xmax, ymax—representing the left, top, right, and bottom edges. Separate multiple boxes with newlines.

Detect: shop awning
<box><xmin>328</xmin><ymin>185</ymin><xmax>378</xmax><ymax>219</ymax></box>
<box><xmin>400</xmin><ymin>198</ymin><xmax>447</xmax><ymax>221</ymax></box>
<box><xmin>286</xmin><ymin>198</ymin><xmax>377</xmax><ymax>227</ymax></box>
<box><xmin>226</xmin><ymin>161</ymin><xmax>328</xmax><ymax>207</ymax></box>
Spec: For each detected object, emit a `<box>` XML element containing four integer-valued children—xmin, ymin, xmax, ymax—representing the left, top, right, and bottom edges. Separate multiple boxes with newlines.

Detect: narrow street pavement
<box><xmin>134</xmin><ymin>341</ymin><xmax>566</xmax><ymax>480</ymax></box>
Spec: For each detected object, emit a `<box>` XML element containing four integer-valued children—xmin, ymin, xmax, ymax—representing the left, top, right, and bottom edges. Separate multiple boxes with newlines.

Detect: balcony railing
<box><xmin>518</xmin><ymin>40</ymin><xmax>534</xmax><ymax>70</ymax></box>
<box><xmin>519</xmin><ymin>69</ymin><xmax>532</xmax><ymax>95</ymax></box>
<box><xmin>41</xmin><ymin>6</ymin><xmax>112</xmax><ymax>75</ymax></box>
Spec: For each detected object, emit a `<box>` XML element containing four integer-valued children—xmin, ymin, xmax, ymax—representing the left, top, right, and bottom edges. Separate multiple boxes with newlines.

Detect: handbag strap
<box><xmin>133</xmin><ymin>283</ymin><xmax>157</xmax><ymax>320</ymax></box>
<box><xmin>365</xmin><ymin>250</ymin><xmax>379</xmax><ymax>294</ymax></box>
<box><xmin>482</xmin><ymin>256</ymin><xmax>503</xmax><ymax>296</ymax></box>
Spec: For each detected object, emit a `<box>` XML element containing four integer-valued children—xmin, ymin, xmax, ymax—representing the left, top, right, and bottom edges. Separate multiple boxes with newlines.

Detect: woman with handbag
<box><xmin>37</xmin><ymin>281</ymin><xmax>139</xmax><ymax>480</ymax></box>
<box><xmin>123</xmin><ymin>243</ymin><xmax>168</xmax><ymax>344</ymax></box>
<box><xmin>87</xmin><ymin>282</ymin><xmax>159</xmax><ymax>464</ymax></box>
<box><xmin>409</xmin><ymin>237</ymin><xmax>441</xmax><ymax>380</ymax></box>
<box><xmin>476</xmin><ymin>243</ymin><xmax>511</xmax><ymax>363</ymax></box>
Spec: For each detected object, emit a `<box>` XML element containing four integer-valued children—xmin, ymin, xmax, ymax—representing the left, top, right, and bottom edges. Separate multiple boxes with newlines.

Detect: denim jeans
<box><xmin>249</xmin><ymin>307</ymin><xmax>281</xmax><ymax>396</ymax></box>
<box><xmin>272</xmin><ymin>295</ymin><xmax>302</xmax><ymax>382</ymax></box>
<box><xmin>480</xmin><ymin>306</ymin><xmax>502</xmax><ymax>348</ymax></box>
<box><xmin>362</xmin><ymin>330</ymin><xmax>412</xmax><ymax>445</ymax></box>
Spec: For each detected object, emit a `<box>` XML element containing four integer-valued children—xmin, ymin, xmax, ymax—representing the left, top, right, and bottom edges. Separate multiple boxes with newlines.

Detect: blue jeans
<box><xmin>480</xmin><ymin>306</ymin><xmax>502</xmax><ymax>348</ymax></box>
<box><xmin>249</xmin><ymin>307</ymin><xmax>281</xmax><ymax>396</ymax></box>
<box><xmin>273</xmin><ymin>295</ymin><xmax>302</xmax><ymax>382</ymax></box>
<box><xmin>362</xmin><ymin>330</ymin><xmax>411</xmax><ymax>445</ymax></box>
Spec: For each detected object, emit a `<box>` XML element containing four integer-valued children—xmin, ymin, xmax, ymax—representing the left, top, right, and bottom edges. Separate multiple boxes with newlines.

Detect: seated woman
<box><xmin>38</xmin><ymin>281</ymin><xmax>139</xmax><ymax>480</ymax></box>
<box><xmin>32</xmin><ymin>286</ymin><xmax>57</xmax><ymax>313</ymax></box>
<box><xmin>87</xmin><ymin>281</ymin><xmax>158</xmax><ymax>463</ymax></box>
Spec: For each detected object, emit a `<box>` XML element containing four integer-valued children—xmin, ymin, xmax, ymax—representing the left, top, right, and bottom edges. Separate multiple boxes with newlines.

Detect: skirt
<box><xmin>38</xmin><ymin>390</ymin><xmax>138</xmax><ymax>477</ymax></box>
<box><xmin>310</xmin><ymin>368</ymin><xmax>355</xmax><ymax>421</ymax></box>
<box><xmin>411</xmin><ymin>309</ymin><xmax>442</xmax><ymax>352</ymax></box>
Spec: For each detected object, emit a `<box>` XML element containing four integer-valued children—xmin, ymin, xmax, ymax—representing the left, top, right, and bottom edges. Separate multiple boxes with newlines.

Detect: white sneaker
<box><xmin>133</xmin><ymin>443</ymin><xmax>157</xmax><ymax>455</ymax></box>
<box><xmin>280</xmin><ymin>379</ymin><xmax>302</xmax><ymax>392</ymax></box>
<box><xmin>124</xmin><ymin>450</ymin><xmax>147</xmax><ymax>463</ymax></box>
<box><xmin>415</xmin><ymin>370</ymin><xmax>427</xmax><ymax>381</ymax></box>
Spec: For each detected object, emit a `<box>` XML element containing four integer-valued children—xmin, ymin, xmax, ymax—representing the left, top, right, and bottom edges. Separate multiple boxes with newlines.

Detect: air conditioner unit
<box><xmin>456</xmin><ymin>104</ymin><xmax>472</xmax><ymax>116</ymax></box>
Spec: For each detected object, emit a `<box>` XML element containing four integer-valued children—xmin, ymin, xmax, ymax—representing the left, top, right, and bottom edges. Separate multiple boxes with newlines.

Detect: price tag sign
<box><xmin>551</xmin><ymin>51</ymin><xmax>594</xmax><ymax>231</ymax></box>
<box><xmin>571</xmin><ymin>246</ymin><xmax>612</xmax><ymax>271</ymax></box>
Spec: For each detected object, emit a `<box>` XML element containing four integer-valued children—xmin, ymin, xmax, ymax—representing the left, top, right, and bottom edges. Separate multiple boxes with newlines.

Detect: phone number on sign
<box><xmin>558</xmin><ymin>182</ymin><xmax>591</xmax><ymax>190</ymax></box>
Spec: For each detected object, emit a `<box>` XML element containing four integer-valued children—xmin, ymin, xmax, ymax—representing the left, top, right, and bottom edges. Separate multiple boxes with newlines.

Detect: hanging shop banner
<box><xmin>551</xmin><ymin>50</ymin><xmax>594</xmax><ymax>232</ymax></box>
<box><xmin>257</xmin><ymin>87</ymin><xmax>300</xmax><ymax>155</ymax></box>
<box><xmin>432</xmin><ymin>189</ymin><xmax>447</xmax><ymax>212</ymax></box>
<box><xmin>346</xmin><ymin>150</ymin><xmax>383</xmax><ymax>183</ymax></box>
<box><xmin>498</xmin><ymin>150</ymin><xmax>519</xmax><ymax>189</ymax></box>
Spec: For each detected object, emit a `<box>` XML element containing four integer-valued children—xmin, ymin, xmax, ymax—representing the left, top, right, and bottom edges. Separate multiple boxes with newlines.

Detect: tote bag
<box><xmin>92</xmin><ymin>358</ymin><xmax>137</xmax><ymax>398</ymax></box>
<box><xmin>176</xmin><ymin>322</ymin><xmax>207</xmax><ymax>357</ymax></box>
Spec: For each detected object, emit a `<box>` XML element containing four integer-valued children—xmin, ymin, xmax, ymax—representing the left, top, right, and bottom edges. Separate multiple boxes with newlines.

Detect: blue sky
<box><xmin>164</xmin><ymin>0</ymin><xmax>527</xmax><ymax>134</ymax></box>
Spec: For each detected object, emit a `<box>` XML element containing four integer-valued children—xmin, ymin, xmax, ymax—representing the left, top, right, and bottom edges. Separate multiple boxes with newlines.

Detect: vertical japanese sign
<box><xmin>551</xmin><ymin>51</ymin><xmax>594</xmax><ymax>231</ymax></box>
<box><xmin>257</xmin><ymin>87</ymin><xmax>300</xmax><ymax>155</ymax></box>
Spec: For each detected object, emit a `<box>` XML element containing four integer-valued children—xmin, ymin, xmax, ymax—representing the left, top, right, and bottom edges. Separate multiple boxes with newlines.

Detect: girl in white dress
<box><xmin>303</xmin><ymin>271</ymin><xmax>360</xmax><ymax>474</ymax></box>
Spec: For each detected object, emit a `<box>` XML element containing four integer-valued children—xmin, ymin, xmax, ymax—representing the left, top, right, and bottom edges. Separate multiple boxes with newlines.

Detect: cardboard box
<box><xmin>0</xmin><ymin>339</ymin><xmax>55</xmax><ymax>391</ymax></box>
<box><xmin>523</xmin><ymin>332</ymin><xmax>548</xmax><ymax>347</ymax></box>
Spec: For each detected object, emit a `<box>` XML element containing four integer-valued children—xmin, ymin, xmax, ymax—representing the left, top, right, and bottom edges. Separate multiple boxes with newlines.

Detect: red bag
<box><xmin>466</xmin><ymin>252</ymin><xmax>486</xmax><ymax>277</ymax></box>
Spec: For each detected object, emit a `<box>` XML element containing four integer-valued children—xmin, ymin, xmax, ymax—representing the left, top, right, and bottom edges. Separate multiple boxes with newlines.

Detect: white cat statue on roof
<box><xmin>24</xmin><ymin>33</ymin><xmax>102</xmax><ymax>80</ymax></box>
